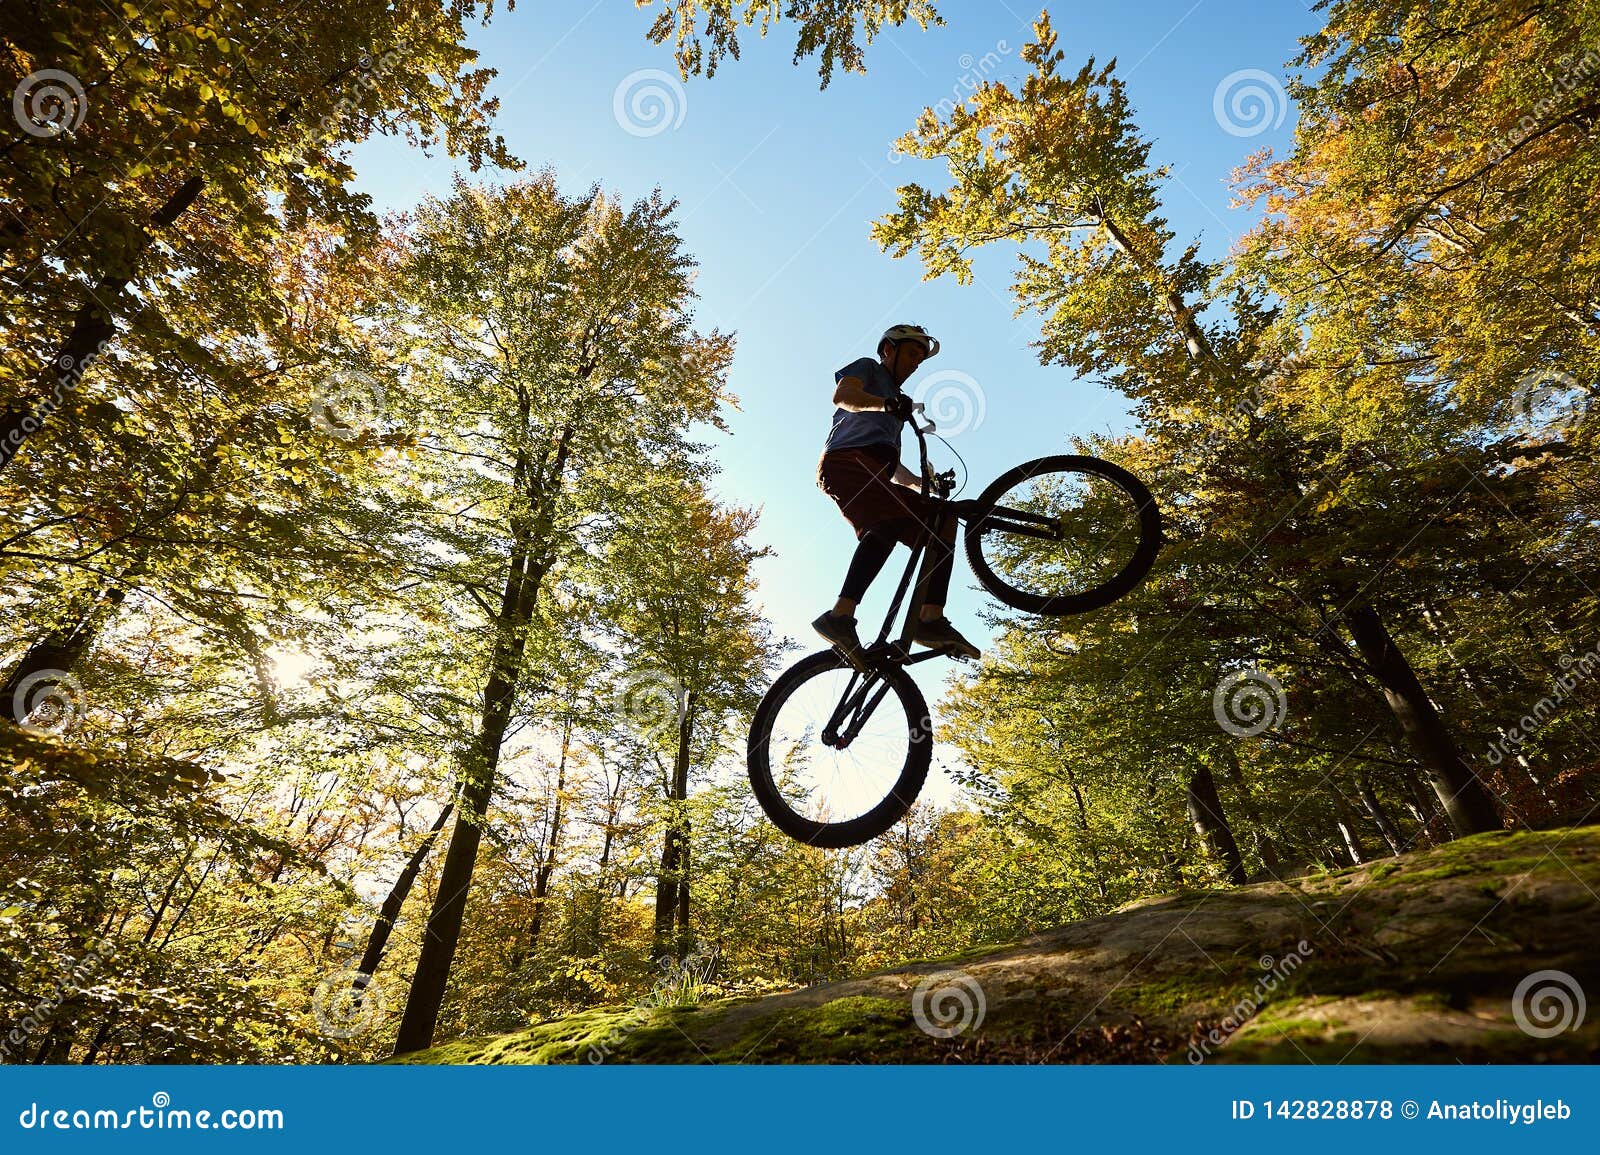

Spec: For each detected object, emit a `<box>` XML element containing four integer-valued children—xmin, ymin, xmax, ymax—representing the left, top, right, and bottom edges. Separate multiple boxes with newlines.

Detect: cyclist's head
<box><xmin>877</xmin><ymin>323</ymin><xmax>939</xmax><ymax>382</ymax></box>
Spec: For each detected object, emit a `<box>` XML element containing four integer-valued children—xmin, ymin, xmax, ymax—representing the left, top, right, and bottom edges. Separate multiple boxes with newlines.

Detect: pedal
<box><xmin>830</xmin><ymin>643</ymin><xmax>869</xmax><ymax>672</ymax></box>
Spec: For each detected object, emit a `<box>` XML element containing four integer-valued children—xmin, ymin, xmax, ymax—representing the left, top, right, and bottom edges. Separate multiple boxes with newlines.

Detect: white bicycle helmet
<box><xmin>878</xmin><ymin>323</ymin><xmax>940</xmax><ymax>359</ymax></box>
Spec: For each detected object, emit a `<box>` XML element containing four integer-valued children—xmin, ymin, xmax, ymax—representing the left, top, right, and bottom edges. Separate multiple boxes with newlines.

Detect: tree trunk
<box><xmin>1185</xmin><ymin>763</ymin><xmax>1247</xmax><ymax>885</ymax></box>
<box><xmin>1062</xmin><ymin>748</ymin><xmax>1107</xmax><ymax>898</ymax></box>
<box><xmin>1342</xmin><ymin>602</ymin><xmax>1501</xmax><ymax>836</ymax></box>
<box><xmin>1401</xmin><ymin>765</ymin><xmax>1446</xmax><ymax>844</ymax></box>
<box><xmin>1334</xmin><ymin>793</ymin><xmax>1370</xmax><ymax>864</ymax></box>
<box><xmin>652</xmin><ymin>687</ymin><xmax>693</xmax><ymax>963</ymax></box>
<box><xmin>652</xmin><ymin>830</ymin><xmax>682</xmax><ymax>963</ymax></box>
<box><xmin>1216</xmin><ymin>747</ymin><xmax>1281</xmax><ymax>877</ymax></box>
<box><xmin>392</xmin><ymin>603</ymin><xmax>530</xmax><ymax>1053</ymax></box>
<box><xmin>352</xmin><ymin>801</ymin><xmax>453</xmax><ymax>996</ymax></box>
<box><xmin>1357</xmin><ymin>774</ymin><xmax>1406</xmax><ymax>856</ymax></box>
<box><xmin>3</xmin><ymin>577</ymin><xmax>137</xmax><ymax>720</ymax></box>
<box><xmin>674</xmin><ymin>840</ymin><xmax>692</xmax><ymax>961</ymax></box>
<box><xmin>526</xmin><ymin>720</ymin><xmax>571</xmax><ymax>951</ymax></box>
<box><xmin>0</xmin><ymin>175</ymin><xmax>206</xmax><ymax>473</ymax></box>
<box><xmin>392</xmin><ymin>405</ymin><xmax>580</xmax><ymax>1056</ymax></box>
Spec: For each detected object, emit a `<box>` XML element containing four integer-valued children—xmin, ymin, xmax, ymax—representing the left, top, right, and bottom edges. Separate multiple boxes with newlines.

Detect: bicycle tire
<box><xmin>747</xmin><ymin>649</ymin><xmax>932</xmax><ymax>848</ymax></box>
<box><xmin>964</xmin><ymin>453</ymin><xmax>1162</xmax><ymax>616</ymax></box>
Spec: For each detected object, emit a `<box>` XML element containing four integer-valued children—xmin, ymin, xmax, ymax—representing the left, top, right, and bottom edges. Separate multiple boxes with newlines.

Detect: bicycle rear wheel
<box><xmin>747</xmin><ymin>650</ymin><xmax>931</xmax><ymax>848</ymax></box>
<box><xmin>965</xmin><ymin>454</ymin><xmax>1161</xmax><ymax>615</ymax></box>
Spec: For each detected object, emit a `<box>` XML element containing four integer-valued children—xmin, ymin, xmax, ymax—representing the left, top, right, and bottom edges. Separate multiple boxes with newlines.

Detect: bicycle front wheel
<box><xmin>965</xmin><ymin>454</ymin><xmax>1161</xmax><ymax>615</ymax></box>
<box><xmin>747</xmin><ymin>650</ymin><xmax>931</xmax><ymax>848</ymax></box>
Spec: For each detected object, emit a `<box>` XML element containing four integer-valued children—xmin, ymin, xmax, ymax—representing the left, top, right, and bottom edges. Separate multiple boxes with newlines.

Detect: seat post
<box><xmin>897</xmin><ymin>502</ymin><xmax>950</xmax><ymax>648</ymax></box>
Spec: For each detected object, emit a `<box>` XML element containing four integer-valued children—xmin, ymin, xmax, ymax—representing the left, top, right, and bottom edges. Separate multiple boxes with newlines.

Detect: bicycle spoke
<box><xmin>982</xmin><ymin>470</ymin><xmax>1146</xmax><ymax>600</ymax></box>
<box><xmin>764</xmin><ymin>665</ymin><xmax>910</xmax><ymax>826</ymax></box>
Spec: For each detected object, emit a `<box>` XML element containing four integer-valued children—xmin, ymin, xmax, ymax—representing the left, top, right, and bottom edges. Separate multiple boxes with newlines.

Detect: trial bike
<box><xmin>746</xmin><ymin>404</ymin><xmax>1162</xmax><ymax>848</ymax></box>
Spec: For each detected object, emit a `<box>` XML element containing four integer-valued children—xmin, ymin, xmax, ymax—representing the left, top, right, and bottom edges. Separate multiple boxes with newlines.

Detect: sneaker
<box><xmin>913</xmin><ymin>616</ymin><xmax>981</xmax><ymax>661</ymax></box>
<box><xmin>812</xmin><ymin>611</ymin><xmax>862</xmax><ymax>656</ymax></box>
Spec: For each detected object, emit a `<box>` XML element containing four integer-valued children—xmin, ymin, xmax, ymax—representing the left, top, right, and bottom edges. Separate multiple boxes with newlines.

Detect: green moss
<box><xmin>1246</xmin><ymin>1016</ymin><xmax>1342</xmax><ymax>1039</ymax></box>
<box><xmin>711</xmin><ymin>996</ymin><xmax>918</xmax><ymax>1063</ymax></box>
<box><xmin>395</xmin><ymin>1002</ymin><xmax>730</xmax><ymax>1065</ymax></box>
<box><xmin>1400</xmin><ymin>863</ymin><xmax>1477</xmax><ymax>882</ymax></box>
<box><xmin>1116</xmin><ymin>972</ymin><xmax>1250</xmax><ymax>1018</ymax></box>
<box><xmin>891</xmin><ymin>939</ymin><xmax>1021</xmax><ymax>970</ymax></box>
<box><xmin>1409</xmin><ymin>990</ymin><xmax>1455</xmax><ymax>1012</ymax></box>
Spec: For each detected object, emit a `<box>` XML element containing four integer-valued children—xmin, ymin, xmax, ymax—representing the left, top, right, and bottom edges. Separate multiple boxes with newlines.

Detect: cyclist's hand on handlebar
<box><xmin>883</xmin><ymin>392</ymin><xmax>916</xmax><ymax>421</ymax></box>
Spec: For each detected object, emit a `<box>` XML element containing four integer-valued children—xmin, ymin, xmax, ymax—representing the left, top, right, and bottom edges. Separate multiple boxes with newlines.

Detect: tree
<box><xmin>873</xmin><ymin>14</ymin><xmax>1504</xmax><ymax>834</ymax></box>
<box><xmin>593</xmin><ymin>475</ymin><xmax>779</xmax><ymax>962</ymax></box>
<box><xmin>639</xmin><ymin>0</ymin><xmax>942</xmax><ymax>87</ymax></box>
<box><xmin>1</xmin><ymin>1</ymin><xmax>516</xmax><ymax>471</ymax></box>
<box><xmin>382</xmin><ymin>175</ymin><xmax>732</xmax><ymax>1054</ymax></box>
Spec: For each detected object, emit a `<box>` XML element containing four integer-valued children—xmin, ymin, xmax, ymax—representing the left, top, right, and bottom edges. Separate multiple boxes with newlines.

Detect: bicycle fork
<box><xmin>820</xmin><ymin>667</ymin><xmax>896</xmax><ymax>749</ymax></box>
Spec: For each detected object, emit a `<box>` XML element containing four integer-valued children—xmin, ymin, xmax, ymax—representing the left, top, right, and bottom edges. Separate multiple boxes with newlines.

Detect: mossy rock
<box><xmin>399</xmin><ymin>824</ymin><xmax>1600</xmax><ymax>1065</ymax></box>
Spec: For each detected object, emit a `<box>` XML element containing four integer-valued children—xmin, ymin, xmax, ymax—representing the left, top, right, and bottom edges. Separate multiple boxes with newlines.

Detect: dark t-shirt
<box><xmin>823</xmin><ymin>356</ymin><xmax>902</xmax><ymax>459</ymax></box>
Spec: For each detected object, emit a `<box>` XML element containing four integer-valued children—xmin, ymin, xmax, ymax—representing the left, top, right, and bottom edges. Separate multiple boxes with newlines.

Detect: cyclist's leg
<box><xmin>819</xmin><ymin>448</ymin><xmax>922</xmax><ymax>613</ymax></box>
<box><xmin>836</xmin><ymin>525</ymin><xmax>898</xmax><ymax>612</ymax></box>
<box><xmin>905</xmin><ymin>502</ymin><xmax>957</xmax><ymax>619</ymax></box>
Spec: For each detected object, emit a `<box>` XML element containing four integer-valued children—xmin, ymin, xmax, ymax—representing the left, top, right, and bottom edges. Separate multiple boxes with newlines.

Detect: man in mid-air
<box><xmin>811</xmin><ymin>323</ymin><xmax>980</xmax><ymax>662</ymax></box>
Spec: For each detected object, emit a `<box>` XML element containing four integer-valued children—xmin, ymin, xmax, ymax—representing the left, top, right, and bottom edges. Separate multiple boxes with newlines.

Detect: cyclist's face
<box><xmin>885</xmin><ymin>341</ymin><xmax>929</xmax><ymax>382</ymax></box>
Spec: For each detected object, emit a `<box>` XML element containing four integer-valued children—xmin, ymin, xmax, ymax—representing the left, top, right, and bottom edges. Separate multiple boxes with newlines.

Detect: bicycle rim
<box><xmin>747</xmin><ymin>650</ymin><xmax>931</xmax><ymax>848</ymax></box>
<box><xmin>965</xmin><ymin>454</ymin><xmax>1161</xmax><ymax>615</ymax></box>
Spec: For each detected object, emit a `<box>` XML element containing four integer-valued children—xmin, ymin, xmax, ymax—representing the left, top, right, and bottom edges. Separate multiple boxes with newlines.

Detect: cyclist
<box><xmin>812</xmin><ymin>323</ymin><xmax>981</xmax><ymax>661</ymax></box>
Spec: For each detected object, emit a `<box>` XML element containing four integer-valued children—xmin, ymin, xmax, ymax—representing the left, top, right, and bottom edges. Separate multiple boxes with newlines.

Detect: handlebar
<box><xmin>908</xmin><ymin>403</ymin><xmax>955</xmax><ymax>500</ymax></box>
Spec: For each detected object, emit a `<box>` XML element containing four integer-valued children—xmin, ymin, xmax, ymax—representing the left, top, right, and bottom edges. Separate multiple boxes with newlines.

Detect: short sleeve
<box><xmin>834</xmin><ymin>357</ymin><xmax>880</xmax><ymax>387</ymax></box>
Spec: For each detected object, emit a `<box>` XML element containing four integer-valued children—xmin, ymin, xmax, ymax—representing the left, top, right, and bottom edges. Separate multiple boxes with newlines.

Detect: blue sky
<box><xmin>350</xmin><ymin>0</ymin><xmax>1320</xmax><ymax>711</ymax></box>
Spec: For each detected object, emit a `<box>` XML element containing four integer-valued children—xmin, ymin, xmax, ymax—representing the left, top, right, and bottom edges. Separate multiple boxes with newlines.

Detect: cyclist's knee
<box><xmin>877</xmin><ymin>518</ymin><xmax>920</xmax><ymax>548</ymax></box>
<box><xmin>860</xmin><ymin>523</ymin><xmax>902</xmax><ymax>549</ymax></box>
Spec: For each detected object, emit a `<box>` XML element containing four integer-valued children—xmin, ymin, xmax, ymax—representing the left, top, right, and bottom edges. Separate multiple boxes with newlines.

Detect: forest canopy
<box><xmin>2</xmin><ymin>0</ymin><xmax>1597</xmax><ymax>1062</ymax></box>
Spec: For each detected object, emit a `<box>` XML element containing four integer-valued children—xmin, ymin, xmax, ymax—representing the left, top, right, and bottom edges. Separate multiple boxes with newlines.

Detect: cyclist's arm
<box><xmin>832</xmin><ymin>376</ymin><xmax>895</xmax><ymax>413</ymax></box>
<box><xmin>832</xmin><ymin>375</ymin><xmax>922</xmax><ymax>487</ymax></box>
<box><xmin>889</xmin><ymin>463</ymin><xmax>924</xmax><ymax>489</ymax></box>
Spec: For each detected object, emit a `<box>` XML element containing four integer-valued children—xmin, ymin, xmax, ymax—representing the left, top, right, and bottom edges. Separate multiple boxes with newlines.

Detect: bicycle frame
<box><xmin>817</xmin><ymin>407</ymin><xmax>1064</xmax><ymax>750</ymax></box>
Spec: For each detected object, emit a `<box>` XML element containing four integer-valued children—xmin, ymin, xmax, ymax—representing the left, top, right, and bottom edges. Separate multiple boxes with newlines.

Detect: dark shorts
<box><xmin>817</xmin><ymin>446</ymin><xmax>941</xmax><ymax>548</ymax></box>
